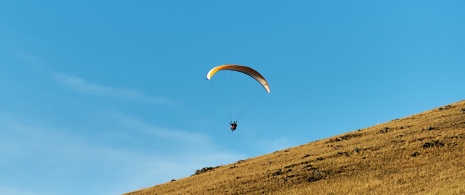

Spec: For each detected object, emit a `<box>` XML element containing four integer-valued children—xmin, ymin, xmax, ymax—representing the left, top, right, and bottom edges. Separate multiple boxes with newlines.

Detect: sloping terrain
<box><xmin>126</xmin><ymin>100</ymin><xmax>465</xmax><ymax>195</ymax></box>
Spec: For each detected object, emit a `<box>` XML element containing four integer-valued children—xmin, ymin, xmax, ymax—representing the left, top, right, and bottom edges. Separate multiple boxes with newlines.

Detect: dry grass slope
<box><xmin>126</xmin><ymin>100</ymin><xmax>465</xmax><ymax>195</ymax></box>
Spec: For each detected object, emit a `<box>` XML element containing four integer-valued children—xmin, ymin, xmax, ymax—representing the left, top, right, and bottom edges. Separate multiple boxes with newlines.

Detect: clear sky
<box><xmin>1</xmin><ymin>1</ymin><xmax>464</xmax><ymax>194</ymax></box>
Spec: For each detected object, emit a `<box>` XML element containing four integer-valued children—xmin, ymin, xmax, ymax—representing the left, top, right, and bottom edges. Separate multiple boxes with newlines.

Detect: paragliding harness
<box><xmin>230</xmin><ymin>121</ymin><xmax>238</xmax><ymax>132</ymax></box>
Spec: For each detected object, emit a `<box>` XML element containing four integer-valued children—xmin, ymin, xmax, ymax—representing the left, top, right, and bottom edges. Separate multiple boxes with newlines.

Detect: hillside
<box><xmin>126</xmin><ymin>100</ymin><xmax>465</xmax><ymax>195</ymax></box>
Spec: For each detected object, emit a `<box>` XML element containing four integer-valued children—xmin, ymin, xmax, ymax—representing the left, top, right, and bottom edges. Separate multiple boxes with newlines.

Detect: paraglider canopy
<box><xmin>206</xmin><ymin>64</ymin><xmax>270</xmax><ymax>93</ymax></box>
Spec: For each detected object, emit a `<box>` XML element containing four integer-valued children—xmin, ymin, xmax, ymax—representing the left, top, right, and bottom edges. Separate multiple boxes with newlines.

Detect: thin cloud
<box><xmin>0</xmin><ymin>112</ymin><xmax>245</xmax><ymax>194</ymax></box>
<box><xmin>15</xmin><ymin>52</ymin><xmax>177</xmax><ymax>106</ymax></box>
<box><xmin>0</xmin><ymin>186</ymin><xmax>35</xmax><ymax>195</ymax></box>
<box><xmin>107</xmin><ymin>111</ymin><xmax>211</xmax><ymax>145</ymax></box>
<box><xmin>52</xmin><ymin>73</ymin><xmax>179</xmax><ymax>106</ymax></box>
<box><xmin>17</xmin><ymin>52</ymin><xmax>45</xmax><ymax>68</ymax></box>
<box><xmin>0</xmin><ymin>116</ymin><xmax>150</xmax><ymax>194</ymax></box>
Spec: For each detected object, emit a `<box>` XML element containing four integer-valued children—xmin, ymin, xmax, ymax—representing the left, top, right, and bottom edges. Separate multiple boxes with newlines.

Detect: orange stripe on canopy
<box><xmin>206</xmin><ymin>64</ymin><xmax>270</xmax><ymax>93</ymax></box>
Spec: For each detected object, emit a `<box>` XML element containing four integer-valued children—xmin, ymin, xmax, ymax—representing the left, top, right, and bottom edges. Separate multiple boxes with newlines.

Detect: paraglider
<box><xmin>206</xmin><ymin>64</ymin><xmax>270</xmax><ymax>132</ymax></box>
<box><xmin>230</xmin><ymin>121</ymin><xmax>238</xmax><ymax>132</ymax></box>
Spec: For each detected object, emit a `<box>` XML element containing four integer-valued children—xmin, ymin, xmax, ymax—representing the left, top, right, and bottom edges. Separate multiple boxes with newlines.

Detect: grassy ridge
<box><xmin>126</xmin><ymin>100</ymin><xmax>465</xmax><ymax>195</ymax></box>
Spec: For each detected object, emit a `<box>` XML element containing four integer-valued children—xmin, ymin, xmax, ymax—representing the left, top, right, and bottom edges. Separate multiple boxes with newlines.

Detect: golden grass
<box><xmin>125</xmin><ymin>100</ymin><xmax>465</xmax><ymax>195</ymax></box>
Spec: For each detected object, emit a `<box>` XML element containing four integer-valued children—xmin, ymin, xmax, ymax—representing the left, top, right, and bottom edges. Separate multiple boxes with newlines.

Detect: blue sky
<box><xmin>1</xmin><ymin>1</ymin><xmax>464</xmax><ymax>194</ymax></box>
